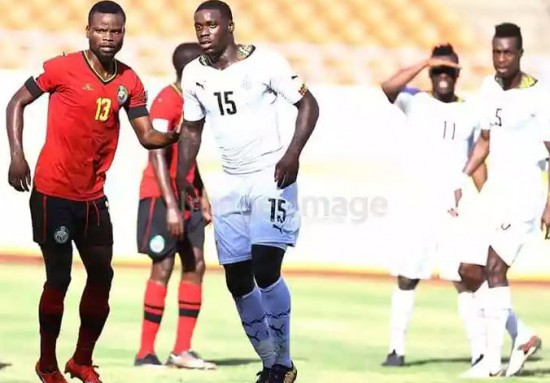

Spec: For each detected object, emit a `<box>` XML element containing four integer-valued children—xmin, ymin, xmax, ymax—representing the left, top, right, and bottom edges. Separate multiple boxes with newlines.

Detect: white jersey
<box><xmin>395</xmin><ymin>88</ymin><xmax>479</xmax><ymax>205</ymax></box>
<box><xmin>477</xmin><ymin>75</ymin><xmax>550</xmax><ymax>220</ymax></box>
<box><xmin>182</xmin><ymin>45</ymin><xmax>307</xmax><ymax>175</ymax></box>
<box><xmin>478</xmin><ymin>75</ymin><xmax>550</xmax><ymax>186</ymax></box>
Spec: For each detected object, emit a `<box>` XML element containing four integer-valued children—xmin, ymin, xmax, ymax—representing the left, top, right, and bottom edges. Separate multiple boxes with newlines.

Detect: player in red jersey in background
<box><xmin>5</xmin><ymin>2</ymin><xmax>179</xmax><ymax>383</ymax></box>
<box><xmin>134</xmin><ymin>42</ymin><xmax>215</xmax><ymax>370</ymax></box>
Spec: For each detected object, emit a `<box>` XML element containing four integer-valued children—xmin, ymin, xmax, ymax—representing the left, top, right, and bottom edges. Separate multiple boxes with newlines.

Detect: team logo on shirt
<box><xmin>53</xmin><ymin>226</ymin><xmax>69</xmax><ymax>244</ymax></box>
<box><xmin>117</xmin><ymin>85</ymin><xmax>128</xmax><ymax>105</ymax></box>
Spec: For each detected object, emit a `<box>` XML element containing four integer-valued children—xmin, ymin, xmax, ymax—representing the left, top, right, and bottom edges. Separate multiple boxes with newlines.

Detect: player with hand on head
<box><xmin>457</xmin><ymin>23</ymin><xmax>544</xmax><ymax>378</ymax></box>
<box><xmin>379</xmin><ymin>43</ymin><xmax>534</xmax><ymax>369</ymax></box>
<box><xmin>6</xmin><ymin>2</ymin><xmax>179</xmax><ymax>382</ymax></box>
<box><xmin>177</xmin><ymin>1</ymin><xmax>319</xmax><ymax>382</ymax></box>
<box><xmin>134</xmin><ymin>42</ymin><xmax>215</xmax><ymax>370</ymax></box>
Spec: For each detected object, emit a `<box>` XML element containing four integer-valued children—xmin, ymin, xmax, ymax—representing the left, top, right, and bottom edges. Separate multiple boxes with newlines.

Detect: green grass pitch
<box><xmin>1</xmin><ymin>262</ymin><xmax>549</xmax><ymax>383</ymax></box>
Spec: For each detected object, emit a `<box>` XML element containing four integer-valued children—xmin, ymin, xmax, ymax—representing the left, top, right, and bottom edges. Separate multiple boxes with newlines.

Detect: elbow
<box><xmin>139</xmin><ymin>133</ymin><xmax>157</xmax><ymax>150</ymax></box>
<box><xmin>380</xmin><ymin>83</ymin><xmax>397</xmax><ymax>103</ymax></box>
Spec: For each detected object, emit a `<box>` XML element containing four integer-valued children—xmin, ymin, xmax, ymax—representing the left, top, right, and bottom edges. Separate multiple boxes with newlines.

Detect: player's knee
<box><xmin>397</xmin><ymin>276</ymin><xmax>419</xmax><ymax>290</ymax></box>
<box><xmin>458</xmin><ymin>264</ymin><xmax>484</xmax><ymax>291</ymax></box>
<box><xmin>251</xmin><ymin>244</ymin><xmax>285</xmax><ymax>289</ymax></box>
<box><xmin>46</xmin><ymin>272</ymin><xmax>72</xmax><ymax>292</ymax></box>
<box><xmin>224</xmin><ymin>261</ymin><xmax>255</xmax><ymax>297</ymax></box>
<box><xmin>41</xmin><ymin>244</ymin><xmax>72</xmax><ymax>292</ymax></box>
<box><xmin>152</xmin><ymin>256</ymin><xmax>175</xmax><ymax>285</ymax></box>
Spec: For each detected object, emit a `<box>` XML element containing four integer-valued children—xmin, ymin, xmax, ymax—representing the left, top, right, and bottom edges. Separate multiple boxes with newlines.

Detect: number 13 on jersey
<box><xmin>95</xmin><ymin>97</ymin><xmax>112</xmax><ymax>121</ymax></box>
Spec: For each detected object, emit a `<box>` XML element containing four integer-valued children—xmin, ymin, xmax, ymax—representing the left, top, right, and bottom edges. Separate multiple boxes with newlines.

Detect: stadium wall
<box><xmin>1</xmin><ymin>69</ymin><xmax>550</xmax><ymax>281</ymax></box>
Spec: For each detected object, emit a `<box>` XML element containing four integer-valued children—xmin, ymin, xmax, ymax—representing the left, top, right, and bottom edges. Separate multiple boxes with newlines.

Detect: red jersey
<box><xmin>27</xmin><ymin>51</ymin><xmax>148</xmax><ymax>201</ymax></box>
<box><xmin>139</xmin><ymin>84</ymin><xmax>197</xmax><ymax>202</ymax></box>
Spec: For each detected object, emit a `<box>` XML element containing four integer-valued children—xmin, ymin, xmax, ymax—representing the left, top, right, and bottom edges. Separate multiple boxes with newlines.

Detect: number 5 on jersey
<box><xmin>492</xmin><ymin>108</ymin><xmax>503</xmax><ymax>127</ymax></box>
<box><xmin>95</xmin><ymin>97</ymin><xmax>112</xmax><ymax>121</ymax></box>
<box><xmin>214</xmin><ymin>91</ymin><xmax>237</xmax><ymax>115</ymax></box>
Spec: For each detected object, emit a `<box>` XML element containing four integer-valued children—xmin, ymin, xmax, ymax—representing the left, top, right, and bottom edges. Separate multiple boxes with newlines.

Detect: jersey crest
<box><xmin>117</xmin><ymin>85</ymin><xmax>128</xmax><ymax>105</ymax></box>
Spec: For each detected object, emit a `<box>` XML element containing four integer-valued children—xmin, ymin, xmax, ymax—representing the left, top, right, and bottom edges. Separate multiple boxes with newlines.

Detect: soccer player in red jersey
<box><xmin>134</xmin><ymin>42</ymin><xmax>215</xmax><ymax>370</ymax></box>
<box><xmin>5</xmin><ymin>2</ymin><xmax>180</xmax><ymax>383</ymax></box>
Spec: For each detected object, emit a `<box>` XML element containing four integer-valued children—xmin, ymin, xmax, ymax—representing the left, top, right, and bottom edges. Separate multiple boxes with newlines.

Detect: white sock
<box><xmin>458</xmin><ymin>291</ymin><xmax>486</xmax><ymax>364</ymax></box>
<box><xmin>506</xmin><ymin>310</ymin><xmax>534</xmax><ymax>344</ymax></box>
<box><xmin>388</xmin><ymin>288</ymin><xmax>415</xmax><ymax>356</ymax></box>
<box><xmin>484</xmin><ymin>286</ymin><xmax>512</xmax><ymax>373</ymax></box>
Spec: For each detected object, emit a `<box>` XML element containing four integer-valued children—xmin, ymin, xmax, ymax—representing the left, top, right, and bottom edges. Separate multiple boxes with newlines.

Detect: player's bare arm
<box><xmin>274</xmin><ymin>91</ymin><xmax>319</xmax><ymax>189</ymax></box>
<box><xmin>6</xmin><ymin>84</ymin><xmax>41</xmax><ymax>192</ymax></box>
<box><xmin>130</xmin><ymin>116</ymin><xmax>181</xmax><ymax>149</ymax></box>
<box><xmin>176</xmin><ymin>119</ymin><xmax>205</xmax><ymax>211</ymax></box>
<box><xmin>462</xmin><ymin>129</ymin><xmax>490</xmax><ymax>177</ymax></box>
<box><xmin>150</xmin><ymin>148</ymin><xmax>184</xmax><ymax>238</ymax></box>
<box><xmin>194</xmin><ymin>167</ymin><xmax>212</xmax><ymax>225</ymax></box>
<box><xmin>381</xmin><ymin>58</ymin><xmax>461</xmax><ymax>103</ymax></box>
<box><xmin>541</xmin><ymin>142</ymin><xmax>550</xmax><ymax>238</ymax></box>
<box><xmin>471</xmin><ymin>162</ymin><xmax>488</xmax><ymax>192</ymax></box>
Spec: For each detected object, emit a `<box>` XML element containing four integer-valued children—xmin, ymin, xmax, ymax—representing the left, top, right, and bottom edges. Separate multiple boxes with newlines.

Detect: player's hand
<box><xmin>426</xmin><ymin>57</ymin><xmax>461</xmax><ymax>69</ymax></box>
<box><xmin>180</xmin><ymin>180</ymin><xmax>200</xmax><ymax>211</ymax></box>
<box><xmin>275</xmin><ymin>152</ymin><xmax>299</xmax><ymax>189</ymax></box>
<box><xmin>166</xmin><ymin>206</ymin><xmax>184</xmax><ymax>239</ymax></box>
<box><xmin>540</xmin><ymin>204</ymin><xmax>550</xmax><ymax>239</ymax></box>
<box><xmin>447</xmin><ymin>188</ymin><xmax>463</xmax><ymax>217</ymax></box>
<box><xmin>201</xmin><ymin>194</ymin><xmax>212</xmax><ymax>225</ymax></box>
<box><xmin>165</xmin><ymin>129</ymin><xmax>181</xmax><ymax>145</ymax></box>
<box><xmin>8</xmin><ymin>155</ymin><xmax>31</xmax><ymax>192</ymax></box>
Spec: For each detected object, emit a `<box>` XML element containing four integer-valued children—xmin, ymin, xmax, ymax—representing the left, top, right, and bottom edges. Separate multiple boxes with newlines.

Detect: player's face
<box><xmin>86</xmin><ymin>12</ymin><xmax>125</xmax><ymax>61</ymax></box>
<box><xmin>429</xmin><ymin>55</ymin><xmax>459</xmax><ymax>97</ymax></box>
<box><xmin>194</xmin><ymin>9</ymin><xmax>230</xmax><ymax>55</ymax></box>
<box><xmin>492</xmin><ymin>37</ymin><xmax>522</xmax><ymax>79</ymax></box>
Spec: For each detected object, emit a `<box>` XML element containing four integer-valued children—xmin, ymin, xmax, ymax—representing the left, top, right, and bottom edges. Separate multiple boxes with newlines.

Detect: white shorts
<box><xmin>210</xmin><ymin>169</ymin><xmax>301</xmax><ymax>265</ymax></box>
<box><xmin>390</xmin><ymin>212</ymin><xmax>463</xmax><ymax>282</ymax></box>
<box><xmin>458</xmin><ymin>184</ymin><xmax>546</xmax><ymax>267</ymax></box>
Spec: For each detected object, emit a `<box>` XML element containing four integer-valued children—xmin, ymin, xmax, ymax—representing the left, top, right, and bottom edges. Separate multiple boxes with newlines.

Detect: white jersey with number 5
<box><xmin>477</xmin><ymin>75</ymin><xmax>550</xmax><ymax>221</ymax></box>
<box><xmin>181</xmin><ymin>45</ymin><xmax>307</xmax><ymax>175</ymax></box>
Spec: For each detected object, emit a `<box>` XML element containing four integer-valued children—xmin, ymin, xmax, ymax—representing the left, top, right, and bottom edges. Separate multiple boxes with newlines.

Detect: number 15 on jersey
<box><xmin>214</xmin><ymin>91</ymin><xmax>237</xmax><ymax>115</ymax></box>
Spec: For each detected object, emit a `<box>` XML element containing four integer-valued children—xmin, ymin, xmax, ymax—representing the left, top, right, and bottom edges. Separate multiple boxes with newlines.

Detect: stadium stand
<box><xmin>0</xmin><ymin>0</ymin><xmax>549</xmax><ymax>90</ymax></box>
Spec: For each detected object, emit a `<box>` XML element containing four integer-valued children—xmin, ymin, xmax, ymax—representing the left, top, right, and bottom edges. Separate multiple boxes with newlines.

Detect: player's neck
<box><xmin>431</xmin><ymin>92</ymin><xmax>456</xmax><ymax>103</ymax></box>
<box><xmin>497</xmin><ymin>71</ymin><xmax>523</xmax><ymax>90</ymax></box>
<box><xmin>207</xmin><ymin>43</ymin><xmax>238</xmax><ymax>70</ymax></box>
<box><xmin>85</xmin><ymin>49</ymin><xmax>116</xmax><ymax>79</ymax></box>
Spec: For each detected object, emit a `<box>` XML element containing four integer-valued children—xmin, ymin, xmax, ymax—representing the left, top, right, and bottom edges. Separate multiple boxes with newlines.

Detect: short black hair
<box><xmin>173</xmin><ymin>43</ymin><xmax>202</xmax><ymax>77</ymax></box>
<box><xmin>88</xmin><ymin>1</ymin><xmax>126</xmax><ymax>24</ymax></box>
<box><xmin>195</xmin><ymin>0</ymin><xmax>233</xmax><ymax>21</ymax></box>
<box><xmin>431</xmin><ymin>43</ymin><xmax>458</xmax><ymax>61</ymax></box>
<box><xmin>494</xmin><ymin>22</ymin><xmax>522</xmax><ymax>49</ymax></box>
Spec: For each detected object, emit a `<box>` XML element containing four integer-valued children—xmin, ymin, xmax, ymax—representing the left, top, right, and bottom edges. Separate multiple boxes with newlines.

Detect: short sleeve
<box><xmin>25</xmin><ymin>58</ymin><xmax>62</xmax><ymax>97</ymax></box>
<box><xmin>182</xmin><ymin>66</ymin><xmax>205</xmax><ymax>122</ymax></box>
<box><xmin>149</xmin><ymin>90</ymin><xmax>180</xmax><ymax>132</ymax></box>
<box><xmin>126</xmin><ymin>72</ymin><xmax>148</xmax><ymax>120</ymax></box>
<box><xmin>266</xmin><ymin>50</ymin><xmax>307</xmax><ymax>105</ymax></box>
<box><xmin>394</xmin><ymin>87</ymin><xmax>418</xmax><ymax>115</ymax></box>
<box><xmin>536</xmin><ymin>95</ymin><xmax>550</xmax><ymax>142</ymax></box>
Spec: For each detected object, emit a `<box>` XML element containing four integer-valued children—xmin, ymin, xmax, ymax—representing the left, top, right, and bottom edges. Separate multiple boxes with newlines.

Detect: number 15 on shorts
<box><xmin>269</xmin><ymin>198</ymin><xmax>286</xmax><ymax>224</ymax></box>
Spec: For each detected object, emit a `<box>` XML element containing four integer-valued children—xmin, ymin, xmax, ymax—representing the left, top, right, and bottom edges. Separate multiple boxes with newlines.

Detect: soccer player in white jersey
<box><xmin>176</xmin><ymin>2</ymin><xmax>319</xmax><ymax>383</ymax></box>
<box><xmin>456</xmin><ymin>23</ymin><xmax>546</xmax><ymax>378</ymax></box>
<box><xmin>379</xmin><ymin>44</ymin><xmax>535</xmax><ymax>369</ymax></box>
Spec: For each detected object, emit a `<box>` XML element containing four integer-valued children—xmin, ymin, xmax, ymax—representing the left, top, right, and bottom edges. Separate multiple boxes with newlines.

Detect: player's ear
<box><xmin>85</xmin><ymin>25</ymin><xmax>90</xmax><ymax>39</ymax></box>
<box><xmin>228</xmin><ymin>21</ymin><xmax>234</xmax><ymax>33</ymax></box>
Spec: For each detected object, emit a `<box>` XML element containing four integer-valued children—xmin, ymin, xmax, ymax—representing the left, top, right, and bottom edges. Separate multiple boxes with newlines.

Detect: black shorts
<box><xmin>29</xmin><ymin>189</ymin><xmax>113</xmax><ymax>247</ymax></box>
<box><xmin>137</xmin><ymin>197</ymin><xmax>205</xmax><ymax>260</ymax></box>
